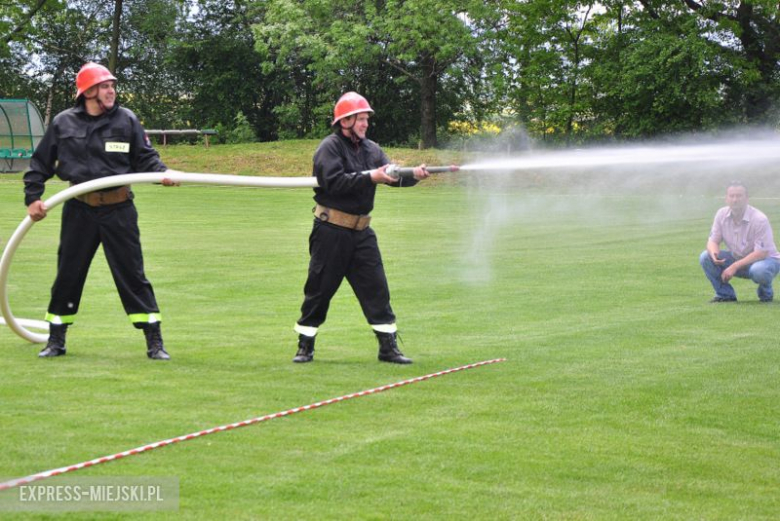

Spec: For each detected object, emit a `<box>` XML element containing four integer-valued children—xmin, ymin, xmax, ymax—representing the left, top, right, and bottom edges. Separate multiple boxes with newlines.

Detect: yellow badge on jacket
<box><xmin>105</xmin><ymin>142</ymin><xmax>130</xmax><ymax>153</ymax></box>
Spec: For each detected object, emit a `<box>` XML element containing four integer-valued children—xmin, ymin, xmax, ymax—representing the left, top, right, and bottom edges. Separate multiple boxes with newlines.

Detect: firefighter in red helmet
<box><xmin>332</xmin><ymin>91</ymin><xmax>374</xmax><ymax>126</ymax></box>
<box><xmin>24</xmin><ymin>62</ymin><xmax>177</xmax><ymax>360</ymax></box>
<box><xmin>75</xmin><ymin>62</ymin><xmax>117</xmax><ymax>103</ymax></box>
<box><xmin>293</xmin><ymin>91</ymin><xmax>430</xmax><ymax>364</ymax></box>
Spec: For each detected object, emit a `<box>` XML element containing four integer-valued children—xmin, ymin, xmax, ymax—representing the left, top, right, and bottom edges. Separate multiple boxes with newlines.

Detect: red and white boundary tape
<box><xmin>0</xmin><ymin>358</ymin><xmax>506</xmax><ymax>491</ymax></box>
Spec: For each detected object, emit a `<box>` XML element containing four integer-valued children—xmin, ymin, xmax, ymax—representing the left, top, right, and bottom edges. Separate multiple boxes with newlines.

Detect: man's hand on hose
<box><xmin>27</xmin><ymin>200</ymin><xmax>47</xmax><ymax>222</ymax></box>
<box><xmin>161</xmin><ymin>169</ymin><xmax>182</xmax><ymax>186</ymax></box>
<box><xmin>370</xmin><ymin>164</ymin><xmax>397</xmax><ymax>185</ymax></box>
<box><xmin>412</xmin><ymin>164</ymin><xmax>430</xmax><ymax>180</ymax></box>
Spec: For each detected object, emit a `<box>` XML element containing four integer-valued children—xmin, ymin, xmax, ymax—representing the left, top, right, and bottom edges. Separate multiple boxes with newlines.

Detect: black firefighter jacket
<box><xmin>24</xmin><ymin>102</ymin><xmax>166</xmax><ymax>206</ymax></box>
<box><xmin>312</xmin><ymin>132</ymin><xmax>417</xmax><ymax>216</ymax></box>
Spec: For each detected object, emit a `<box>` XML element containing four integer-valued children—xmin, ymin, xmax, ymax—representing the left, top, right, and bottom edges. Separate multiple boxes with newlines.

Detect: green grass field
<box><xmin>0</xmin><ymin>142</ymin><xmax>778</xmax><ymax>519</ymax></box>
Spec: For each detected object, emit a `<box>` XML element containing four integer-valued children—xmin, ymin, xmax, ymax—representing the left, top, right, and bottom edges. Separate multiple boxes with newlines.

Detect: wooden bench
<box><xmin>145</xmin><ymin>129</ymin><xmax>219</xmax><ymax>147</ymax></box>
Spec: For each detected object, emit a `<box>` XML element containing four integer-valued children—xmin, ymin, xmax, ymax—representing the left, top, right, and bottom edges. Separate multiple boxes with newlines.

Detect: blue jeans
<box><xmin>699</xmin><ymin>250</ymin><xmax>780</xmax><ymax>301</ymax></box>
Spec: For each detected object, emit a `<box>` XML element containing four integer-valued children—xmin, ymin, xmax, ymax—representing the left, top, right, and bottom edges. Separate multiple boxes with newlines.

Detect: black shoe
<box><xmin>143</xmin><ymin>323</ymin><xmax>170</xmax><ymax>360</ymax></box>
<box><xmin>38</xmin><ymin>345</ymin><xmax>66</xmax><ymax>358</ymax></box>
<box><xmin>760</xmin><ymin>296</ymin><xmax>774</xmax><ymax>303</ymax></box>
<box><xmin>39</xmin><ymin>324</ymin><xmax>67</xmax><ymax>358</ymax></box>
<box><xmin>376</xmin><ymin>332</ymin><xmax>412</xmax><ymax>364</ymax></box>
<box><xmin>147</xmin><ymin>346</ymin><xmax>170</xmax><ymax>360</ymax></box>
<box><xmin>709</xmin><ymin>296</ymin><xmax>737</xmax><ymax>303</ymax></box>
<box><xmin>293</xmin><ymin>334</ymin><xmax>315</xmax><ymax>363</ymax></box>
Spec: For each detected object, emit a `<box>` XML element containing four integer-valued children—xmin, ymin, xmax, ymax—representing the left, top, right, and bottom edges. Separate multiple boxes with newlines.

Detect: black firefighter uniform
<box><xmin>24</xmin><ymin>102</ymin><xmax>167</xmax><ymax>328</ymax></box>
<box><xmin>295</xmin><ymin>131</ymin><xmax>418</xmax><ymax>336</ymax></box>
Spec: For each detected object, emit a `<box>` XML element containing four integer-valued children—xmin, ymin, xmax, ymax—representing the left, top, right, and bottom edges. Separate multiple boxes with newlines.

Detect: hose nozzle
<box><xmin>386</xmin><ymin>164</ymin><xmax>461</xmax><ymax>179</ymax></box>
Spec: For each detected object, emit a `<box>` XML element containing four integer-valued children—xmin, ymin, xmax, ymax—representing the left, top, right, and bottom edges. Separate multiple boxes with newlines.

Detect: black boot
<box><xmin>293</xmin><ymin>334</ymin><xmax>315</xmax><ymax>363</ymax></box>
<box><xmin>376</xmin><ymin>332</ymin><xmax>412</xmax><ymax>364</ymax></box>
<box><xmin>143</xmin><ymin>323</ymin><xmax>170</xmax><ymax>360</ymax></box>
<box><xmin>39</xmin><ymin>324</ymin><xmax>68</xmax><ymax>358</ymax></box>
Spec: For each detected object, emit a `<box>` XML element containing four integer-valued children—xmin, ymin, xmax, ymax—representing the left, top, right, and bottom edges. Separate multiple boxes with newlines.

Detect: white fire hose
<box><xmin>0</xmin><ymin>172</ymin><xmax>318</xmax><ymax>343</ymax></box>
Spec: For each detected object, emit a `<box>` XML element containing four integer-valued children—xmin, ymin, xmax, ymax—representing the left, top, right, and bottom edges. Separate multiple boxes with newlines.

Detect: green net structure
<box><xmin>0</xmin><ymin>99</ymin><xmax>45</xmax><ymax>173</ymax></box>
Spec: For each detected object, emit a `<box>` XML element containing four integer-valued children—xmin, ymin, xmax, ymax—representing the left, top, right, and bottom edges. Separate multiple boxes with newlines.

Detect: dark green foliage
<box><xmin>3</xmin><ymin>0</ymin><xmax>780</xmax><ymax>146</ymax></box>
<box><xmin>168</xmin><ymin>0</ymin><xmax>277</xmax><ymax>139</ymax></box>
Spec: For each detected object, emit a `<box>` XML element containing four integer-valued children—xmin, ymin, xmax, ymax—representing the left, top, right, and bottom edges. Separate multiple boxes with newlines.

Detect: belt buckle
<box><xmin>97</xmin><ymin>192</ymin><xmax>106</xmax><ymax>205</ymax></box>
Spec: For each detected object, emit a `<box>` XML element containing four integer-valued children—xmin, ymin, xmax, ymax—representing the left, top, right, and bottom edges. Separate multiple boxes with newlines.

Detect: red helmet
<box><xmin>75</xmin><ymin>62</ymin><xmax>117</xmax><ymax>99</ymax></box>
<box><xmin>332</xmin><ymin>92</ymin><xmax>374</xmax><ymax>125</ymax></box>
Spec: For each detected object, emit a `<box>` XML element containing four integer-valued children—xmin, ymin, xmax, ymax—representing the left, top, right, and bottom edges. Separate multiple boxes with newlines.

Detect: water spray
<box><xmin>454</xmin><ymin>139</ymin><xmax>780</xmax><ymax>173</ymax></box>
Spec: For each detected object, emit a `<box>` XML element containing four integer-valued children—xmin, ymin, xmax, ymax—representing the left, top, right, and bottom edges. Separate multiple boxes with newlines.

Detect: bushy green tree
<box><xmin>492</xmin><ymin>0</ymin><xmax>605</xmax><ymax>145</ymax></box>
<box><xmin>1</xmin><ymin>1</ymin><xmax>111</xmax><ymax>124</ymax></box>
<box><xmin>637</xmin><ymin>0</ymin><xmax>780</xmax><ymax>124</ymax></box>
<box><xmin>587</xmin><ymin>15</ymin><xmax>736</xmax><ymax>138</ymax></box>
<box><xmin>492</xmin><ymin>0</ymin><xmax>780</xmax><ymax>144</ymax></box>
<box><xmin>119</xmin><ymin>0</ymin><xmax>190</xmax><ymax>129</ymax></box>
<box><xmin>169</xmin><ymin>0</ymin><xmax>276</xmax><ymax>139</ymax></box>
<box><xmin>254</xmin><ymin>0</ymin><xmax>488</xmax><ymax>148</ymax></box>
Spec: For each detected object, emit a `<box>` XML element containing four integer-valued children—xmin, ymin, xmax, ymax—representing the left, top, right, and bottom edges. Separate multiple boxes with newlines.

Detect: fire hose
<box><xmin>1</xmin><ymin>166</ymin><xmax>460</xmax><ymax>343</ymax></box>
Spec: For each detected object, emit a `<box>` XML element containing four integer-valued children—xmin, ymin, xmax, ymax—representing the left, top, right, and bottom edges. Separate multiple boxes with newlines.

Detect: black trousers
<box><xmin>47</xmin><ymin>199</ymin><xmax>159</xmax><ymax>325</ymax></box>
<box><xmin>298</xmin><ymin>220</ymin><xmax>395</xmax><ymax>328</ymax></box>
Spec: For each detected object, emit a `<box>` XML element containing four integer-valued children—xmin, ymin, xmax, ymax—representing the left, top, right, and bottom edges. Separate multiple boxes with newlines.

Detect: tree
<box><xmin>12</xmin><ymin>1</ymin><xmax>114</xmax><ymax>124</ymax></box>
<box><xmin>117</xmin><ymin>0</ymin><xmax>189</xmax><ymax>129</ymax></box>
<box><xmin>637</xmin><ymin>0</ymin><xmax>780</xmax><ymax>124</ymax></box>
<box><xmin>0</xmin><ymin>0</ymin><xmax>49</xmax><ymax>49</ymax></box>
<box><xmin>586</xmin><ymin>6</ymin><xmax>737</xmax><ymax>138</ymax></box>
<box><xmin>109</xmin><ymin>0</ymin><xmax>123</xmax><ymax>73</ymax></box>
<box><xmin>496</xmin><ymin>0</ymin><xmax>601</xmax><ymax>144</ymax></box>
<box><xmin>492</xmin><ymin>0</ymin><xmax>771</xmax><ymax>143</ymax></box>
<box><xmin>254</xmin><ymin>0</ymin><xmax>486</xmax><ymax>148</ymax></box>
<box><xmin>169</xmin><ymin>0</ymin><xmax>272</xmax><ymax>139</ymax></box>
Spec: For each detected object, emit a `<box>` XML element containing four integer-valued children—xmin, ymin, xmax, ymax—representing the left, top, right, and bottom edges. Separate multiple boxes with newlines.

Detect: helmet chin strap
<box><xmin>341</xmin><ymin>118</ymin><xmax>360</xmax><ymax>145</ymax></box>
<box><xmin>82</xmin><ymin>92</ymin><xmax>107</xmax><ymax>114</ymax></box>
